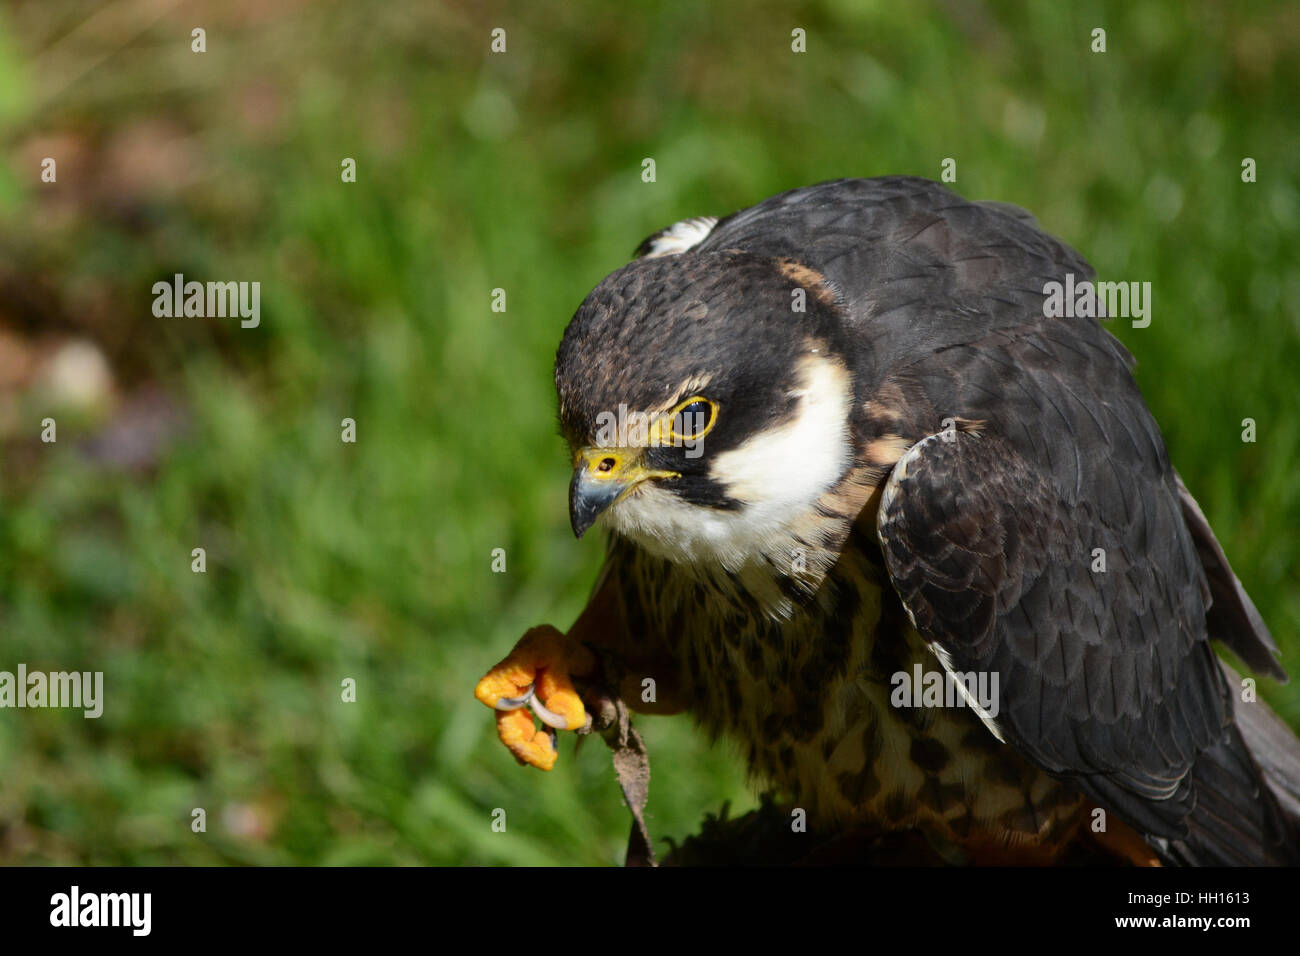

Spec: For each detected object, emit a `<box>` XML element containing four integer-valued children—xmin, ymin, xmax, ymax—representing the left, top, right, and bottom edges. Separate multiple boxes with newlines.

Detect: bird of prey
<box><xmin>476</xmin><ymin>176</ymin><xmax>1300</xmax><ymax>865</ymax></box>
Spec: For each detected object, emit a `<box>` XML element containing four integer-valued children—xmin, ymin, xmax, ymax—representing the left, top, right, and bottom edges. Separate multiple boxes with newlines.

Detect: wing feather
<box><xmin>877</xmin><ymin>427</ymin><xmax>1296</xmax><ymax>861</ymax></box>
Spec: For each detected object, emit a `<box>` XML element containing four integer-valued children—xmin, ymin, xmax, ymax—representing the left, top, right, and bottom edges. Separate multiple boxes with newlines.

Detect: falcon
<box><xmin>476</xmin><ymin>176</ymin><xmax>1300</xmax><ymax>865</ymax></box>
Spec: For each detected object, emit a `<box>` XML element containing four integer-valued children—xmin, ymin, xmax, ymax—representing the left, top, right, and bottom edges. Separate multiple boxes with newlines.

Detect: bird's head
<box><xmin>555</xmin><ymin>252</ymin><xmax>862</xmax><ymax>571</ymax></box>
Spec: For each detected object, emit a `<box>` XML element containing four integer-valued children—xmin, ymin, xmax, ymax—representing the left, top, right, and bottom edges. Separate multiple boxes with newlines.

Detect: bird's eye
<box><xmin>669</xmin><ymin>397</ymin><xmax>715</xmax><ymax>442</ymax></box>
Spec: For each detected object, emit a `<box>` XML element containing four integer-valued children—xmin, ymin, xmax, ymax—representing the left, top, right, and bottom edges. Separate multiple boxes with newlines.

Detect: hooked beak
<box><xmin>568</xmin><ymin>448</ymin><xmax>678</xmax><ymax>539</ymax></box>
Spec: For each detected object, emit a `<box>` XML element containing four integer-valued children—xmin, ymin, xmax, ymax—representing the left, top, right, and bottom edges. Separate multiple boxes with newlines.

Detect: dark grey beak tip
<box><xmin>569</xmin><ymin>471</ymin><xmax>622</xmax><ymax>540</ymax></box>
<box><xmin>570</xmin><ymin>501</ymin><xmax>592</xmax><ymax>540</ymax></box>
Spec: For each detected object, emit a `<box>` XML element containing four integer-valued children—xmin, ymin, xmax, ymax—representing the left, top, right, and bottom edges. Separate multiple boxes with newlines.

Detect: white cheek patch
<box><xmin>712</xmin><ymin>355</ymin><xmax>852</xmax><ymax>524</ymax></box>
<box><xmin>604</xmin><ymin>354</ymin><xmax>853</xmax><ymax>571</ymax></box>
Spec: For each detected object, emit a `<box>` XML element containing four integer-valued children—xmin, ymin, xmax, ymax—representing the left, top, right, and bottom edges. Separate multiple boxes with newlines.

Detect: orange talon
<box><xmin>495</xmin><ymin>708</ymin><xmax>558</xmax><ymax>771</ymax></box>
<box><xmin>475</xmin><ymin>625</ymin><xmax>597</xmax><ymax>770</ymax></box>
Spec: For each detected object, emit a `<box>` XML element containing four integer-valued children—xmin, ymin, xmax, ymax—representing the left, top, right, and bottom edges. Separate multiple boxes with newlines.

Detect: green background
<box><xmin>0</xmin><ymin>0</ymin><xmax>1296</xmax><ymax>864</ymax></box>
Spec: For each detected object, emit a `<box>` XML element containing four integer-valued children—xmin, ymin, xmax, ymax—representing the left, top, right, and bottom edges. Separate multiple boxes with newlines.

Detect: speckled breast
<box><xmin>625</xmin><ymin>536</ymin><xmax>1086</xmax><ymax>850</ymax></box>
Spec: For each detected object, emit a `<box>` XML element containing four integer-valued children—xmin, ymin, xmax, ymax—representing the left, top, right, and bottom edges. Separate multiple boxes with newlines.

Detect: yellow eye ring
<box><xmin>664</xmin><ymin>396</ymin><xmax>717</xmax><ymax>444</ymax></box>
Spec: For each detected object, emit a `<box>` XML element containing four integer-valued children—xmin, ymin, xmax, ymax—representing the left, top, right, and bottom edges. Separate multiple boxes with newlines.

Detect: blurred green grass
<box><xmin>0</xmin><ymin>0</ymin><xmax>1297</xmax><ymax>864</ymax></box>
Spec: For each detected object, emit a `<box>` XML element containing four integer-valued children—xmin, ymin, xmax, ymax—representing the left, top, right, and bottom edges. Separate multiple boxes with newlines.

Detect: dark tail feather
<box><xmin>1169</xmin><ymin>728</ymin><xmax>1299</xmax><ymax>865</ymax></box>
<box><xmin>1232</xmin><ymin>670</ymin><xmax>1300</xmax><ymax>825</ymax></box>
<box><xmin>1176</xmin><ymin>472</ymin><xmax>1288</xmax><ymax>681</ymax></box>
<box><xmin>1160</xmin><ymin>665</ymin><xmax>1300</xmax><ymax>866</ymax></box>
<box><xmin>1167</xmin><ymin>475</ymin><xmax>1298</xmax><ymax>863</ymax></box>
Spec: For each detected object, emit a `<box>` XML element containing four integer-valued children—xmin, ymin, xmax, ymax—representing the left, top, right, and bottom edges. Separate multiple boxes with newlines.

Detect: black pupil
<box><xmin>676</xmin><ymin>401</ymin><xmax>710</xmax><ymax>438</ymax></box>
